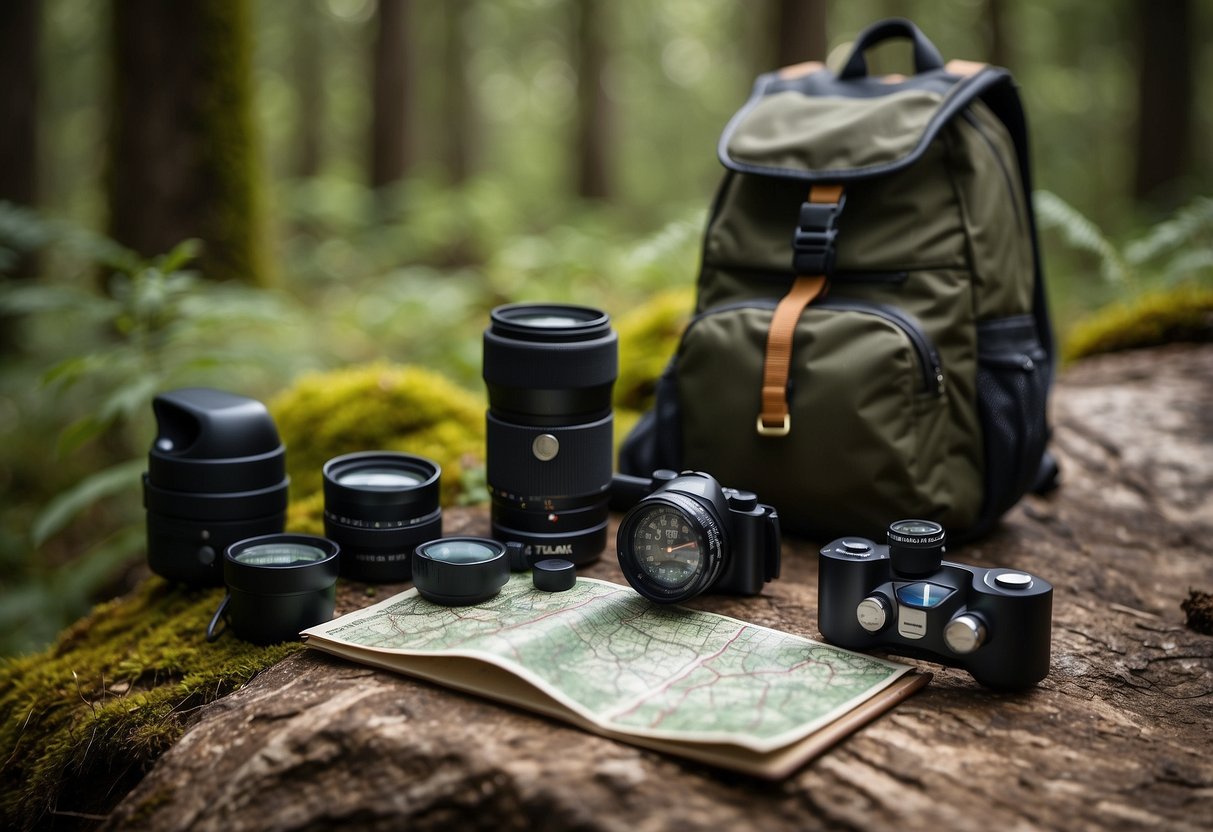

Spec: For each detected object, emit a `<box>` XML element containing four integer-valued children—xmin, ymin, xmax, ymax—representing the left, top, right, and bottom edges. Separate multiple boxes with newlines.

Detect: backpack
<box><xmin>620</xmin><ymin>18</ymin><xmax>1057</xmax><ymax>541</ymax></box>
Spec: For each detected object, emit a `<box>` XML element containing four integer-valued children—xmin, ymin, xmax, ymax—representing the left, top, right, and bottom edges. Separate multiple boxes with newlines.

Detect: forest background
<box><xmin>1</xmin><ymin>0</ymin><xmax>1210</xmax><ymax>656</ymax></box>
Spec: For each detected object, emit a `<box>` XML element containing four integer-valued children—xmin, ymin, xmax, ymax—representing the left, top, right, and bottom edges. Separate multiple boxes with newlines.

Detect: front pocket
<box><xmin>974</xmin><ymin>315</ymin><xmax>1048</xmax><ymax>528</ymax></box>
<box><xmin>674</xmin><ymin>301</ymin><xmax>948</xmax><ymax>538</ymax></box>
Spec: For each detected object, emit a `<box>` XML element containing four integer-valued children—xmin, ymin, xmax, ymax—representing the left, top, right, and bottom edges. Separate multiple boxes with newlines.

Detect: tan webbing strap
<box><xmin>756</xmin><ymin>184</ymin><xmax>843</xmax><ymax>437</ymax></box>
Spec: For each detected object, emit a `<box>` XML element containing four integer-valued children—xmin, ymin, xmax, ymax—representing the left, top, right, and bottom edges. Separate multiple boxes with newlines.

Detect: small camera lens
<box><xmin>322</xmin><ymin>451</ymin><xmax>442</xmax><ymax>583</ymax></box>
<box><xmin>887</xmin><ymin>519</ymin><xmax>946</xmax><ymax>577</ymax></box>
<box><xmin>413</xmin><ymin>537</ymin><xmax>510</xmax><ymax>606</ymax></box>
<box><xmin>222</xmin><ymin>534</ymin><xmax>340</xmax><ymax>644</ymax></box>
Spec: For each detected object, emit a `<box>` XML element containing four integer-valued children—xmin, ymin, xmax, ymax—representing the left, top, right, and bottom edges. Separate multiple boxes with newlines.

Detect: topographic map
<box><xmin>304</xmin><ymin>575</ymin><xmax>924</xmax><ymax>777</ymax></box>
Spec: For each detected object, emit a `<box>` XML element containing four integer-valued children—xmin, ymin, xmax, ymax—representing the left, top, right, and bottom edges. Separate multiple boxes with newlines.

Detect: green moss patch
<box><xmin>0</xmin><ymin>578</ymin><xmax>300</xmax><ymax>829</ymax></box>
<box><xmin>1063</xmin><ymin>284</ymin><xmax>1213</xmax><ymax>362</ymax></box>
<box><xmin>271</xmin><ymin>362</ymin><xmax>487</xmax><ymax>507</ymax></box>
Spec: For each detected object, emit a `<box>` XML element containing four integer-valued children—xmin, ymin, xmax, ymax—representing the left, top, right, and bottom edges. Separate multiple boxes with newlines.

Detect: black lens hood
<box><xmin>322</xmin><ymin>451</ymin><xmax>441</xmax><ymax>521</ymax></box>
<box><xmin>483</xmin><ymin>303</ymin><xmax>618</xmax><ymax>393</ymax></box>
<box><xmin>224</xmin><ymin>534</ymin><xmax>340</xmax><ymax>595</ymax></box>
<box><xmin>144</xmin><ymin>475</ymin><xmax>290</xmax><ymax>521</ymax></box>
<box><xmin>147</xmin><ymin>444</ymin><xmax>286</xmax><ymax>494</ymax></box>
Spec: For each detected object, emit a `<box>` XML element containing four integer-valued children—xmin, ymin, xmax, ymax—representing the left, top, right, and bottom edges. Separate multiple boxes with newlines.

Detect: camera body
<box><xmin>614</xmin><ymin>470</ymin><xmax>780</xmax><ymax>603</ymax></box>
<box><xmin>818</xmin><ymin>521</ymin><xmax>1052</xmax><ymax>689</ymax></box>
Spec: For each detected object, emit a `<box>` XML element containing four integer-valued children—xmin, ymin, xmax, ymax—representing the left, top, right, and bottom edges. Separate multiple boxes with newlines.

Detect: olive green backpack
<box><xmin>620</xmin><ymin>19</ymin><xmax>1057</xmax><ymax>541</ymax></box>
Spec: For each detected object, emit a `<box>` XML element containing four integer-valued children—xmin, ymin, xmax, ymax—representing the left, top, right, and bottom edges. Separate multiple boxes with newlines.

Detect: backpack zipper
<box><xmin>688</xmin><ymin>299</ymin><xmax>945</xmax><ymax>396</ymax></box>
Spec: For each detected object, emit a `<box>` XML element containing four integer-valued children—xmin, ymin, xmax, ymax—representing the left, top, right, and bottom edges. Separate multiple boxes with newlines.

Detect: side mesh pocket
<box><xmin>975</xmin><ymin>315</ymin><xmax>1048</xmax><ymax>528</ymax></box>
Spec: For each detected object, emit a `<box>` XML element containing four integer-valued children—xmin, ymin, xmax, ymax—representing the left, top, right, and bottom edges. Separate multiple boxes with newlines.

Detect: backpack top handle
<box><xmin>838</xmin><ymin>18</ymin><xmax>945</xmax><ymax>80</ymax></box>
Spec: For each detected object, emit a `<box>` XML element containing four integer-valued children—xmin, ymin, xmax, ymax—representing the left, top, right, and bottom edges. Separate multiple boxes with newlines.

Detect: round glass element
<box><xmin>890</xmin><ymin>519</ymin><xmax>943</xmax><ymax>537</ymax></box>
<box><xmin>233</xmin><ymin>542</ymin><xmax>327</xmax><ymax>567</ymax></box>
<box><xmin>335</xmin><ymin>466</ymin><xmax>424</xmax><ymax>488</ymax></box>
<box><xmin>419</xmin><ymin>540</ymin><xmax>500</xmax><ymax>564</ymax></box>
<box><xmin>629</xmin><ymin>505</ymin><xmax>703</xmax><ymax>588</ymax></box>
<box><xmin>514</xmin><ymin>314</ymin><xmax>583</xmax><ymax>328</ymax></box>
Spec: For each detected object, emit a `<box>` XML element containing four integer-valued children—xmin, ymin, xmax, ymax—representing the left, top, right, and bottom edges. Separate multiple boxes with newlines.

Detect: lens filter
<box><xmin>412</xmin><ymin>537</ymin><xmax>509</xmax><ymax>606</ymax></box>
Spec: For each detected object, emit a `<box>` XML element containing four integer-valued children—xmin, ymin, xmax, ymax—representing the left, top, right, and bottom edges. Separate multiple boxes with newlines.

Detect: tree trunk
<box><xmin>1132</xmin><ymin>0</ymin><xmax>1193</xmax><ymax>210</ymax></box>
<box><xmin>984</xmin><ymin>0</ymin><xmax>1010</xmax><ymax>69</ymax></box>
<box><xmin>774</xmin><ymin>0</ymin><xmax>828</xmax><ymax>67</ymax></box>
<box><xmin>107</xmin><ymin>0</ymin><xmax>271</xmax><ymax>285</ymax></box>
<box><xmin>572</xmin><ymin>0</ymin><xmax>611</xmax><ymax>201</ymax></box>
<box><xmin>293</xmin><ymin>0</ymin><xmax>325</xmax><ymax>180</ymax></box>
<box><xmin>369</xmin><ymin>0</ymin><xmax>412</xmax><ymax>189</ymax></box>
<box><xmin>440</xmin><ymin>0</ymin><xmax>472</xmax><ymax>186</ymax></box>
<box><xmin>0</xmin><ymin>0</ymin><xmax>41</xmax><ymax>353</ymax></box>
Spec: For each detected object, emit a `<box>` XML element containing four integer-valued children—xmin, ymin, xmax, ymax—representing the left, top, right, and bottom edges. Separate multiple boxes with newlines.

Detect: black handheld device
<box><xmin>613</xmin><ymin>470</ymin><xmax>780</xmax><ymax>604</ymax></box>
<box><xmin>818</xmin><ymin>520</ymin><xmax>1053</xmax><ymax>689</ymax></box>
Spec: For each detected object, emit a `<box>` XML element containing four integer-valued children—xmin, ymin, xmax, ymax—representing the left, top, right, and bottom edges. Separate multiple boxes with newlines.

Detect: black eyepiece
<box><xmin>144</xmin><ymin>388</ymin><xmax>289</xmax><ymax>587</ymax></box>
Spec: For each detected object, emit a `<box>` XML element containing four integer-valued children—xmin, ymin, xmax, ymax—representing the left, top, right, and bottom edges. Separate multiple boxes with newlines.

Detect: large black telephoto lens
<box><xmin>322</xmin><ymin>451</ymin><xmax>442</xmax><ymax>582</ymax></box>
<box><xmin>144</xmin><ymin>388</ymin><xmax>290</xmax><ymax>587</ymax></box>
<box><xmin>483</xmin><ymin>303</ymin><xmax>618</xmax><ymax>566</ymax></box>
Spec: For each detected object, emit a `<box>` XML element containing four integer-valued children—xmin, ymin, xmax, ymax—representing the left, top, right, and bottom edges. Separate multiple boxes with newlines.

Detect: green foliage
<box><xmin>0</xmin><ymin>578</ymin><xmax>300</xmax><ymax>829</ymax></box>
<box><xmin>1036</xmin><ymin>191</ymin><xmax>1213</xmax><ymax>360</ymax></box>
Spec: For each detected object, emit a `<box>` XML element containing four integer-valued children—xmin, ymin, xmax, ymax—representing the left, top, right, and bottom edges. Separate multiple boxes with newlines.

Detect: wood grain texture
<box><xmin>106</xmin><ymin>345</ymin><xmax>1213</xmax><ymax>831</ymax></box>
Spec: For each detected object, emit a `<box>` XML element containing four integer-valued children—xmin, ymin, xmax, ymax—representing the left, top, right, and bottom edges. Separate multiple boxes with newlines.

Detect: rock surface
<box><xmin>107</xmin><ymin>345</ymin><xmax>1213</xmax><ymax>831</ymax></box>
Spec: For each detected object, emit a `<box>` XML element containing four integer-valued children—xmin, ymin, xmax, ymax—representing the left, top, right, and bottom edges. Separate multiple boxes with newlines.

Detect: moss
<box><xmin>613</xmin><ymin>288</ymin><xmax>692</xmax><ymax>414</ymax></box>
<box><xmin>271</xmin><ymin>363</ymin><xmax>487</xmax><ymax>507</ymax></box>
<box><xmin>0</xmin><ymin>578</ymin><xmax>300</xmax><ymax>829</ymax></box>
<box><xmin>1062</xmin><ymin>284</ymin><xmax>1213</xmax><ymax>362</ymax></box>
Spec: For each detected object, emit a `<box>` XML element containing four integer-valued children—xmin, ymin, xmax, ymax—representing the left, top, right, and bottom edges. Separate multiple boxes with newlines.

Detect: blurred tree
<box><xmin>370</xmin><ymin>0</ymin><xmax>413</xmax><ymax>189</ymax></box>
<box><xmin>0</xmin><ymin>0</ymin><xmax>42</xmax><ymax>354</ymax></box>
<box><xmin>1133</xmin><ymin>0</ymin><xmax>1193</xmax><ymax>211</ymax></box>
<box><xmin>440</xmin><ymin>0</ymin><xmax>473</xmax><ymax>185</ymax></box>
<box><xmin>294</xmin><ymin>0</ymin><xmax>325</xmax><ymax>179</ymax></box>
<box><xmin>985</xmin><ymin>0</ymin><xmax>1009</xmax><ymax>68</ymax></box>
<box><xmin>772</xmin><ymin>0</ymin><xmax>829</xmax><ymax>67</ymax></box>
<box><xmin>107</xmin><ymin>0</ymin><xmax>271</xmax><ymax>285</ymax></box>
<box><xmin>572</xmin><ymin>0</ymin><xmax>612</xmax><ymax>200</ymax></box>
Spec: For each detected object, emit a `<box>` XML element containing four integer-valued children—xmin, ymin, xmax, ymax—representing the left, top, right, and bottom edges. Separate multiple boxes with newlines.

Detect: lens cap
<box><xmin>412</xmin><ymin>537</ymin><xmax>509</xmax><ymax>606</ymax></box>
<box><xmin>532</xmin><ymin>558</ymin><xmax>576</xmax><ymax>592</ymax></box>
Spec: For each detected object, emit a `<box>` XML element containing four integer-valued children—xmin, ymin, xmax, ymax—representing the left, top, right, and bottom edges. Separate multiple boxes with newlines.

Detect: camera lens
<box><xmin>483</xmin><ymin>303</ymin><xmax>618</xmax><ymax>567</ymax></box>
<box><xmin>413</xmin><ymin>537</ymin><xmax>510</xmax><ymax>606</ymax></box>
<box><xmin>617</xmin><ymin>475</ymin><xmax>729</xmax><ymax>604</ymax></box>
<box><xmin>144</xmin><ymin>388</ymin><xmax>290</xmax><ymax>587</ymax></box>
<box><xmin>222</xmin><ymin>534</ymin><xmax>340</xmax><ymax>644</ymax></box>
<box><xmin>887</xmin><ymin>519</ymin><xmax>946</xmax><ymax>577</ymax></box>
<box><xmin>323</xmin><ymin>451</ymin><xmax>442</xmax><ymax>583</ymax></box>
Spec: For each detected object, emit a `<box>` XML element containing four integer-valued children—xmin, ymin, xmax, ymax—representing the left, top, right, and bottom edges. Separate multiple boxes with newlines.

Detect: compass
<box><xmin>616</xmin><ymin>485</ymin><xmax>726</xmax><ymax>603</ymax></box>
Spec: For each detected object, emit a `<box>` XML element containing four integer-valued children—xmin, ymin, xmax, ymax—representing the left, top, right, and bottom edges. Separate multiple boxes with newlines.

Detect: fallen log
<box><xmin>88</xmin><ymin>343</ymin><xmax>1213</xmax><ymax>829</ymax></box>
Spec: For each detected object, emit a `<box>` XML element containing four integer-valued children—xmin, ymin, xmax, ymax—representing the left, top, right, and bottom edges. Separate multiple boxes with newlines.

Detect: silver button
<box><xmin>841</xmin><ymin>539</ymin><xmax>872</xmax><ymax>556</ymax></box>
<box><xmin>532</xmin><ymin>434</ymin><xmax>560</xmax><ymax>461</ymax></box>
<box><xmin>856</xmin><ymin>596</ymin><xmax>889</xmax><ymax>632</ymax></box>
<box><xmin>944</xmin><ymin>614</ymin><xmax>987</xmax><ymax>654</ymax></box>
<box><xmin>994</xmin><ymin>571</ymin><xmax>1033</xmax><ymax>589</ymax></box>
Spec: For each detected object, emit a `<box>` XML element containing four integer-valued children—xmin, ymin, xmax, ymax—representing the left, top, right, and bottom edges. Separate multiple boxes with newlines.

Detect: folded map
<box><xmin>302</xmin><ymin>574</ymin><xmax>927</xmax><ymax>778</ymax></box>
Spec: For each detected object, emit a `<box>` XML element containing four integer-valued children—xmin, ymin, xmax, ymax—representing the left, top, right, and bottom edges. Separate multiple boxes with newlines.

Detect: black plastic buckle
<box><xmin>791</xmin><ymin>195</ymin><xmax>846</xmax><ymax>276</ymax></box>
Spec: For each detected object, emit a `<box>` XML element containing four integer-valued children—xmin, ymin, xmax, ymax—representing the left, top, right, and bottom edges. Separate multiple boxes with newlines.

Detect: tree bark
<box><xmin>1132</xmin><ymin>0</ymin><xmax>1193</xmax><ymax>210</ymax></box>
<box><xmin>572</xmin><ymin>0</ymin><xmax>611</xmax><ymax>200</ymax></box>
<box><xmin>369</xmin><ymin>0</ymin><xmax>412</xmax><ymax>189</ymax></box>
<box><xmin>773</xmin><ymin>0</ymin><xmax>828</xmax><ymax>67</ymax></box>
<box><xmin>107</xmin><ymin>0</ymin><xmax>271</xmax><ymax>285</ymax></box>
<box><xmin>0</xmin><ymin>0</ymin><xmax>41</xmax><ymax>353</ymax></box>
<box><xmin>293</xmin><ymin>0</ymin><xmax>325</xmax><ymax>180</ymax></box>
<box><xmin>107</xmin><ymin>345</ymin><xmax>1213</xmax><ymax>831</ymax></box>
<box><xmin>984</xmin><ymin>0</ymin><xmax>1010</xmax><ymax>69</ymax></box>
<box><xmin>439</xmin><ymin>0</ymin><xmax>473</xmax><ymax>185</ymax></box>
